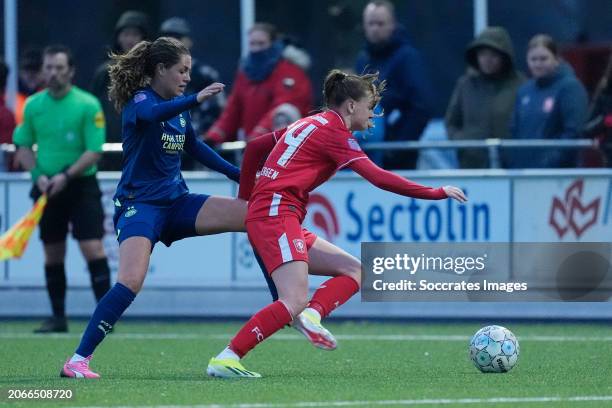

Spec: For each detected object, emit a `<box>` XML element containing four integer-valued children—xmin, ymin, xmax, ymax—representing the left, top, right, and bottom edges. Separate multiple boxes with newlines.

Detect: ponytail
<box><xmin>323</xmin><ymin>69</ymin><xmax>385</xmax><ymax>109</ymax></box>
<box><xmin>108</xmin><ymin>41</ymin><xmax>152</xmax><ymax>112</ymax></box>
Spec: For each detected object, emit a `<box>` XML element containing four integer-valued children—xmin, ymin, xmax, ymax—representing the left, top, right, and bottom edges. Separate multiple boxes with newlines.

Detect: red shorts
<box><xmin>246</xmin><ymin>215</ymin><xmax>318</xmax><ymax>274</ymax></box>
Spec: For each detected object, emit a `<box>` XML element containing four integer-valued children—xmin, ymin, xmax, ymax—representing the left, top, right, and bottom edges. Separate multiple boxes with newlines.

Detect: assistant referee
<box><xmin>13</xmin><ymin>45</ymin><xmax>111</xmax><ymax>333</ymax></box>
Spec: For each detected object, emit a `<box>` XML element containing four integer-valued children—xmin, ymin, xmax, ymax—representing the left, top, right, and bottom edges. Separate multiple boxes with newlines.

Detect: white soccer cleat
<box><xmin>293</xmin><ymin>309</ymin><xmax>337</xmax><ymax>351</ymax></box>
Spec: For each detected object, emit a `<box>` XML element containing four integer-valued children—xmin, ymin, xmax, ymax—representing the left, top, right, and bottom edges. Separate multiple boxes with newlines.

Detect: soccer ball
<box><xmin>469</xmin><ymin>325</ymin><xmax>519</xmax><ymax>373</ymax></box>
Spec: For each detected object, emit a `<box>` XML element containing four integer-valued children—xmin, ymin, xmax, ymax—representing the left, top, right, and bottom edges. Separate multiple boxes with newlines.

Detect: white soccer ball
<box><xmin>469</xmin><ymin>325</ymin><xmax>519</xmax><ymax>373</ymax></box>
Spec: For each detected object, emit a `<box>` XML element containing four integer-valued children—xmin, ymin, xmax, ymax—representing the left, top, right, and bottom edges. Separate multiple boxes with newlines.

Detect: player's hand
<box><xmin>36</xmin><ymin>175</ymin><xmax>50</xmax><ymax>194</ymax></box>
<box><xmin>443</xmin><ymin>185</ymin><xmax>467</xmax><ymax>203</ymax></box>
<box><xmin>197</xmin><ymin>82</ymin><xmax>225</xmax><ymax>103</ymax></box>
<box><xmin>47</xmin><ymin>173</ymin><xmax>69</xmax><ymax>197</ymax></box>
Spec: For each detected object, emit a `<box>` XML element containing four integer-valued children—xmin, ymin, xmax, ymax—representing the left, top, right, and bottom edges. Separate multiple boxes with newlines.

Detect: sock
<box><xmin>45</xmin><ymin>263</ymin><xmax>66</xmax><ymax>318</ymax></box>
<box><xmin>307</xmin><ymin>275</ymin><xmax>360</xmax><ymax>319</ymax></box>
<box><xmin>69</xmin><ymin>353</ymin><xmax>87</xmax><ymax>363</ymax></box>
<box><xmin>87</xmin><ymin>258</ymin><xmax>111</xmax><ymax>302</ymax></box>
<box><xmin>229</xmin><ymin>301</ymin><xmax>292</xmax><ymax>358</ymax></box>
<box><xmin>75</xmin><ymin>282</ymin><xmax>135</xmax><ymax>357</ymax></box>
<box><xmin>216</xmin><ymin>346</ymin><xmax>240</xmax><ymax>361</ymax></box>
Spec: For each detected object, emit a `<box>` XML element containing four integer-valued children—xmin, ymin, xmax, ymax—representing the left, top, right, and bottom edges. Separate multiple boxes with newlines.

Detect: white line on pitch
<box><xmin>2</xmin><ymin>332</ymin><xmax>612</xmax><ymax>342</ymax></box>
<box><xmin>70</xmin><ymin>395</ymin><xmax>612</xmax><ymax>408</ymax></box>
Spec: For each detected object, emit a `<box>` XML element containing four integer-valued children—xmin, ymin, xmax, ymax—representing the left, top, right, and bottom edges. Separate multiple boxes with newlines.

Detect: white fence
<box><xmin>0</xmin><ymin>169</ymin><xmax>611</xmax><ymax>319</ymax></box>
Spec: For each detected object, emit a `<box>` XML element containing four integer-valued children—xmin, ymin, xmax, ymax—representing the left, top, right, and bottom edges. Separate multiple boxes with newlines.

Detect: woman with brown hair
<box><xmin>506</xmin><ymin>34</ymin><xmax>588</xmax><ymax>168</ymax></box>
<box><xmin>207</xmin><ymin>69</ymin><xmax>467</xmax><ymax>378</ymax></box>
<box><xmin>60</xmin><ymin>37</ymin><xmax>244</xmax><ymax>379</ymax></box>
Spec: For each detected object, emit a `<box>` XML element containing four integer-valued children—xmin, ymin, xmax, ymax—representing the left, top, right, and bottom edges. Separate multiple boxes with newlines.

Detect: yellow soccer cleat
<box><xmin>206</xmin><ymin>358</ymin><xmax>262</xmax><ymax>379</ymax></box>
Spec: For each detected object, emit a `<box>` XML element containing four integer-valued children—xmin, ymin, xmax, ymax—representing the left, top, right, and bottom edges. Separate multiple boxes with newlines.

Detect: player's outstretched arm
<box><xmin>184</xmin><ymin>123</ymin><xmax>240</xmax><ymax>182</ymax></box>
<box><xmin>237</xmin><ymin>130</ymin><xmax>283</xmax><ymax>200</ymax></box>
<box><xmin>135</xmin><ymin>93</ymin><xmax>199</xmax><ymax>123</ymax></box>
<box><xmin>134</xmin><ymin>83</ymin><xmax>226</xmax><ymax>123</ymax></box>
<box><xmin>348</xmin><ymin>158</ymin><xmax>467</xmax><ymax>203</ymax></box>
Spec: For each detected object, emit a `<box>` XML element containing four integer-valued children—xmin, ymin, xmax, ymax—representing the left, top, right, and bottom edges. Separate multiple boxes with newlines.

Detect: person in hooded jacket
<box><xmin>91</xmin><ymin>11</ymin><xmax>150</xmax><ymax>170</ymax></box>
<box><xmin>505</xmin><ymin>34</ymin><xmax>588</xmax><ymax>169</ymax></box>
<box><xmin>355</xmin><ymin>0</ymin><xmax>434</xmax><ymax>170</ymax></box>
<box><xmin>584</xmin><ymin>51</ymin><xmax>612</xmax><ymax>167</ymax></box>
<box><xmin>159</xmin><ymin>17</ymin><xmax>225</xmax><ymax>170</ymax></box>
<box><xmin>445</xmin><ymin>27</ymin><xmax>525</xmax><ymax>169</ymax></box>
<box><xmin>205</xmin><ymin>23</ymin><xmax>312</xmax><ymax>144</ymax></box>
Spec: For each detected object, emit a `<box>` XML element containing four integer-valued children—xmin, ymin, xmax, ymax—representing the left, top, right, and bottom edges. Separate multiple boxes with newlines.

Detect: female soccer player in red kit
<box><xmin>207</xmin><ymin>69</ymin><xmax>467</xmax><ymax>378</ymax></box>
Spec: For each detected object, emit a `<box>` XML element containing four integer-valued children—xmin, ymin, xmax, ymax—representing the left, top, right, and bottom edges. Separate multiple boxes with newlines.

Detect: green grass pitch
<box><xmin>1</xmin><ymin>321</ymin><xmax>612</xmax><ymax>407</ymax></box>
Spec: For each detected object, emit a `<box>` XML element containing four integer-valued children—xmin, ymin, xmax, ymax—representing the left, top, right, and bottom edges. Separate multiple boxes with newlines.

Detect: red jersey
<box><xmin>247</xmin><ymin>110</ymin><xmax>366</xmax><ymax>221</ymax></box>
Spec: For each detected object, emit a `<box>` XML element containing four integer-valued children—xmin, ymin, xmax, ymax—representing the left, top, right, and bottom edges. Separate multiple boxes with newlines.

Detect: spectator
<box><xmin>0</xmin><ymin>60</ymin><xmax>16</xmax><ymax>171</ymax></box>
<box><xmin>445</xmin><ymin>27</ymin><xmax>525</xmax><ymax>168</ymax></box>
<box><xmin>160</xmin><ymin>17</ymin><xmax>224</xmax><ymax>136</ymax></box>
<box><xmin>355</xmin><ymin>0</ymin><xmax>434</xmax><ymax>169</ymax></box>
<box><xmin>271</xmin><ymin>103</ymin><xmax>301</xmax><ymax>130</ymax></box>
<box><xmin>206</xmin><ymin>22</ymin><xmax>312</xmax><ymax>144</ymax></box>
<box><xmin>584</xmin><ymin>52</ymin><xmax>612</xmax><ymax>167</ymax></box>
<box><xmin>506</xmin><ymin>34</ymin><xmax>588</xmax><ymax>168</ymax></box>
<box><xmin>13</xmin><ymin>45</ymin><xmax>111</xmax><ymax>333</ymax></box>
<box><xmin>159</xmin><ymin>17</ymin><xmax>226</xmax><ymax>170</ymax></box>
<box><xmin>18</xmin><ymin>48</ymin><xmax>43</xmax><ymax>96</ymax></box>
<box><xmin>14</xmin><ymin>47</ymin><xmax>43</xmax><ymax>124</ymax></box>
<box><xmin>91</xmin><ymin>10</ymin><xmax>150</xmax><ymax>169</ymax></box>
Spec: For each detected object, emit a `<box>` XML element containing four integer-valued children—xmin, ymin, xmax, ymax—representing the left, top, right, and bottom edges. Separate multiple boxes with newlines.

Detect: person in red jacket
<box><xmin>0</xmin><ymin>60</ymin><xmax>16</xmax><ymax>171</ymax></box>
<box><xmin>206</xmin><ymin>23</ymin><xmax>312</xmax><ymax>143</ymax></box>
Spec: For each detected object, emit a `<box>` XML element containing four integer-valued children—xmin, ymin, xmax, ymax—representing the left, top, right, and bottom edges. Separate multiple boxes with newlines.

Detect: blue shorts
<box><xmin>113</xmin><ymin>193</ymin><xmax>209</xmax><ymax>247</ymax></box>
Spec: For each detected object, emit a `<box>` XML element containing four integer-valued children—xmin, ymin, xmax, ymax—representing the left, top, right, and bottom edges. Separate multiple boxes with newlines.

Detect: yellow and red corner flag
<box><xmin>0</xmin><ymin>194</ymin><xmax>47</xmax><ymax>260</ymax></box>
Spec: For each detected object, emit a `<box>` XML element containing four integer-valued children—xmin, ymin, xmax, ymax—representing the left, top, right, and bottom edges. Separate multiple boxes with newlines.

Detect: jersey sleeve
<box><xmin>133</xmin><ymin>91</ymin><xmax>199</xmax><ymax>123</ymax></box>
<box><xmin>324</xmin><ymin>130</ymin><xmax>368</xmax><ymax>169</ymax></box>
<box><xmin>349</xmin><ymin>158</ymin><xmax>447</xmax><ymax>199</ymax></box>
<box><xmin>184</xmin><ymin>121</ymin><xmax>240</xmax><ymax>182</ymax></box>
<box><xmin>12</xmin><ymin>98</ymin><xmax>36</xmax><ymax>147</ymax></box>
<box><xmin>83</xmin><ymin>98</ymin><xmax>106</xmax><ymax>152</ymax></box>
<box><xmin>237</xmin><ymin>129</ymin><xmax>283</xmax><ymax>200</ymax></box>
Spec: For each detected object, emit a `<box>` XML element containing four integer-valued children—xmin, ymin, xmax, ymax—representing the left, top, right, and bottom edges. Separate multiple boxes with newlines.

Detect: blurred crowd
<box><xmin>1</xmin><ymin>0</ymin><xmax>611</xmax><ymax>172</ymax></box>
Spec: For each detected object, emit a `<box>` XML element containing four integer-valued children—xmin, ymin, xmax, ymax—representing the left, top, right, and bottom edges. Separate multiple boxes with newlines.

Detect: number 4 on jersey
<box><xmin>276</xmin><ymin>122</ymin><xmax>318</xmax><ymax>167</ymax></box>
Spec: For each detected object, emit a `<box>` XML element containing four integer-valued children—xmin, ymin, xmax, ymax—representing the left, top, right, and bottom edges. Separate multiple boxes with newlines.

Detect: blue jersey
<box><xmin>114</xmin><ymin>87</ymin><xmax>239</xmax><ymax>205</ymax></box>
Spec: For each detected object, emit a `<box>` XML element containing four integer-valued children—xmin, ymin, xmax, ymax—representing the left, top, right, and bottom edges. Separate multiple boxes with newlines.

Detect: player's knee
<box><xmin>117</xmin><ymin>277</ymin><xmax>144</xmax><ymax>294</ymax></box>
<box><xmin>44</xmin><ymin>253</ymin><xmax>65</xmax><ymax>265</ymax></box>
<box><xmin>280</xmin><ymin>293</ymin><xmax>308</xmax><ymax>317</ymax></box>
<box><xmin>44</xmin><ymin>242</ymin><xmax>66</xmax><ymax>263</ymax></box>
<box><xmin>117</xmin><ymin>269</ymin><xmax>144</xmax><ymax>293</ymax></box>
<box><xmin>339</xmin><ymin>261</ymin><xmax>361</xmax><ymax>289</ymax></box>
<box><xmin>80</xmin><ymin>240</ymin><xmax>106</xmax><ymax>261</ymax></box>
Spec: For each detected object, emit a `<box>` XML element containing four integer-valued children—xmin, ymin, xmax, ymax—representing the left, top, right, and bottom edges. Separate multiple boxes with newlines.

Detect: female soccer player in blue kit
<box><xmin>59</xmin><ymin>37</ymin><xmax>247</xmax><ymax>378</ymax></box>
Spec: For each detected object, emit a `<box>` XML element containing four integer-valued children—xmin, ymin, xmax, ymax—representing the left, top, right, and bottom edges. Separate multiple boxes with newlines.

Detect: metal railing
<box><xmin>215</xmin><ymin>138</ymin><xmax>600</xmax><ymax>168</ymax></box>
<box><xmin>1</xmin><ymin>138</ymin><xmax>601</xmax><ymax>169</ymax></box>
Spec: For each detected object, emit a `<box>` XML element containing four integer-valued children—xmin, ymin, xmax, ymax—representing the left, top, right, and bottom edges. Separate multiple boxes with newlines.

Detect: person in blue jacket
<box><xmin>506</xmin><ymin>34</ymin><xmax>588</xmax><ymax>168</ymax></box>
<box><xmin>355</xmin><ymin>0</ymin><xmax>434</xmax><ymax>169</ymax></box>
<box><xmin>59</xmin><ymin>37</ymin><xmax>245</xmax><ymax>378</ymax></box>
